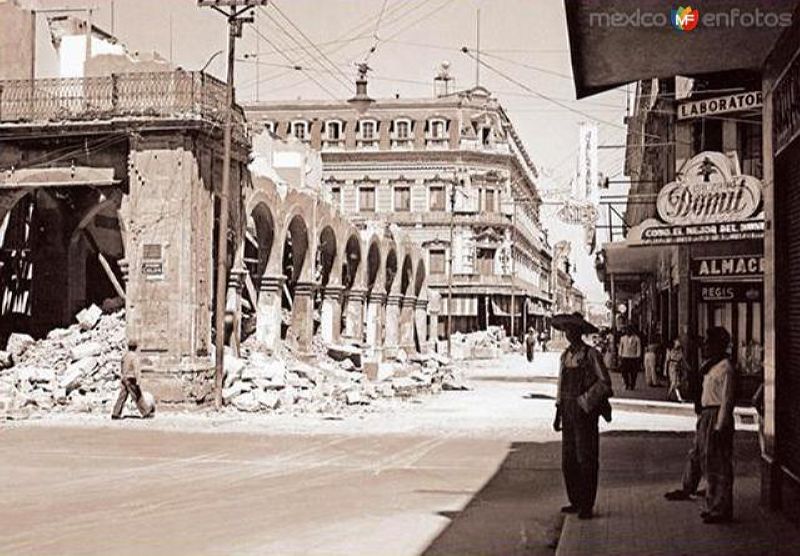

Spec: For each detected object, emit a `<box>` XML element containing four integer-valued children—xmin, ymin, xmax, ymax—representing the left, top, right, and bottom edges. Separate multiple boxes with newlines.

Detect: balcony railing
<box><xmin>0</xmin><ymin>71</ymin><xmax>246</xmax><ymax>138</ymax></box>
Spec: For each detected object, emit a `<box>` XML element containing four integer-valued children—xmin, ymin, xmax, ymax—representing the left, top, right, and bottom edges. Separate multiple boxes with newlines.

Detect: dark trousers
<box><xmin>561</xmin><ymin>399</ymin><xmax>600</xmax><ymax>512</ymax></box>
<box><xmin>620</xmin><ymin>357</ymin><xmax>640</xmax><ymax>389</ymax></box>
<box><xmin>526</xmin><ymin>344</ymin><xmax>534</xmax><ymax>362</ymax></box>
<box><xmin>112</xmin><ymin>377</ymin><xmax>149</xmax><ymax>418</ymax></box>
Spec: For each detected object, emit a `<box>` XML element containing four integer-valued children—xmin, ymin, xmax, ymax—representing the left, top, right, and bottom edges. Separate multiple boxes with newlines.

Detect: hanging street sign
<box><xmin>629</xmin><ymin>151</ymin><xmax>765</xmax><ymax>246</ymax></box>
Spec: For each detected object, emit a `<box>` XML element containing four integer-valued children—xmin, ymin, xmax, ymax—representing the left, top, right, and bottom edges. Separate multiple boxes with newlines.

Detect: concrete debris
<box><xmin>0</xmin><ymin>310</ymin><xmax>127</xmax><ymax>420</ymax></box>
<box><xmin>0</xmin><ymin>351</ymin><xmax>13</xmax><ymax>369</ymax></box>
<box><xmin>6</xmin><ymin>334</ymin><xmax>35</xmax><ymax>358</ymax></box>
<box><xmin>1</xmin><ymin>308</ymin><xmax>470</xmax><ymax>420</ymax></box>
<box><xmin>76</xmin><ymin>304</ymin><xmax>103</xmax><ymax>331</ymax></box>
<box><xmin>449</xmin><ymin>326</ymin><xmax>507</xmax><ymax>361</ymax></box>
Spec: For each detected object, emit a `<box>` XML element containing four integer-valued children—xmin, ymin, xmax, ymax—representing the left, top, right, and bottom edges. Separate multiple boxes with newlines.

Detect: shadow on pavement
<box><xmin>422</xmin><ymin>431</ymin><xmax>764</xmax><ymax>556</ymax></box>
<box><xmin>422</xmin><ymin>440</ymin><xmax>566</xmax><ymax>556</ymax></box>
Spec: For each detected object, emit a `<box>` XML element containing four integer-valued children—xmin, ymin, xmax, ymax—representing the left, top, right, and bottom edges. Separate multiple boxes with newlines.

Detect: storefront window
<box><xmin>737</xmin><ymin>119</ymin><xmax>763</xmax><ymax>178</ymax></box>
<box><xmin>692</xmin><ymin>118</ymin><xmax>723</xmax><ymax>154</ymax></box>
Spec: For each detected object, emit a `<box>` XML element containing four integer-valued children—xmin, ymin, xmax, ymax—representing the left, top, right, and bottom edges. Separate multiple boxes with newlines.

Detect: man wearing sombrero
<box><xmin>552</xmin><ymin>311</ymin><xmax>613</xmax><ymax>520</ymax></box>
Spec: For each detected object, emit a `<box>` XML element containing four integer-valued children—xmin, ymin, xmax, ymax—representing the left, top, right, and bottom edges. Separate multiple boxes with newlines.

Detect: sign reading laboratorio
<box><xmin>692</xmin><ymin>255</ymin><xmax>764</xmax><ymax>279</ymax></box>
<box><xmin>677</xmin><ymin>91</ymin><xmax>762</xmax><ymax>120</ymax></box>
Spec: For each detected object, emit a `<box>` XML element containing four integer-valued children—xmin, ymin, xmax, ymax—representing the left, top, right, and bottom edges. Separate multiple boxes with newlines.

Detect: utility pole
<box><xmin>447</xmin><ymin>176</ymin><xmax>457</xmax><ymax>358</ymax></box>
<box><xmin>198</xmin><ymin>0</ymin><xmax>264</xmax><ymax>410</ymax></box>
<box><xmin>510</xmin><ymin>198</ymin><xmax>516</xmax><ymax>341</ymax></box>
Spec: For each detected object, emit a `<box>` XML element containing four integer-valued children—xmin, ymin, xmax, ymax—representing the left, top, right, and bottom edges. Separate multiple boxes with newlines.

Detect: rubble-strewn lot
<box><xmin>0</xmin><ymin>305</ymin><xmax>470</xmax><ymax>420</ymax></box>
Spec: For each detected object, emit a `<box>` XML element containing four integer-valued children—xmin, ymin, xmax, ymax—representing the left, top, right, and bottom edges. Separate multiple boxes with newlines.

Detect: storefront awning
<box><xmin>565</xmin><ymin>0</ymin><xmax>798</xmax><ymax>98</ymax></box>
<box><xmin>602</xmin><ymin>241</ymin><xmax>668</xmax><ymax>275</ymax></box>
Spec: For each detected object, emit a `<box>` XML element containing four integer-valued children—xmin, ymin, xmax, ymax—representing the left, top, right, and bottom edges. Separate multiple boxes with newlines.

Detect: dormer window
<box><xmin>359</xmin><ymin>119</ymin><xmax>377</xmax><ymax>140</ymax></box>
<box><xmin>357</xmin><ymin>119</ymin><xmax>379</xmax><ymax>150</ymax></box>
<box><xmin>426</xmin><ymin>118</ymin><xmax>449</xmax><ymax>148</ymax></box>
<box><xmin>326</xmin><ymin>120</ymin><xmax>342</xmax><ymax>140</ymax></box>
<box><xmin>290</xmin><ymin>120</ymin><xmax>308</xmax><ymax>141</ymax></box>
<box><xmin>323</xmin><ymin>120</ymin><xmax>344</xmax><ymax>150</ymax></box>
<box><xmin>428</xmin><ymin>118</ymin><xmax>447</xmax><ymax>139</ymax></box>
<box><xmin>391</xmin><ymin>118</ymin><xmax>413</xmax><ymax>149</ymax></box>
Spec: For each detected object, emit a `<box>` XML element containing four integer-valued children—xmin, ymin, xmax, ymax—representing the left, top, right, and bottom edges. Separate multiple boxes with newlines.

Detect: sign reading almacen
<box><xmin>656</xmin><ymin>151</ymin><xmax>762</xmax><ymax>225</ymax></box>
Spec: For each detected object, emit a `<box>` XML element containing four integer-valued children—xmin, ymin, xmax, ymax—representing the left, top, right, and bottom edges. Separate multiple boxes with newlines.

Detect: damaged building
<box><xmin>0</xmin><ymin>8</ymin><xmax>433</xmax><ymax>406</ymax></box>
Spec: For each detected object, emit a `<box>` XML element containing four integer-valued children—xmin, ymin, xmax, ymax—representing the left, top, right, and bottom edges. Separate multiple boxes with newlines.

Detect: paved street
<box><xmin>0</xmin><ymin>353</ymin><xmax>698</xmax><ymax>556</ymax></box>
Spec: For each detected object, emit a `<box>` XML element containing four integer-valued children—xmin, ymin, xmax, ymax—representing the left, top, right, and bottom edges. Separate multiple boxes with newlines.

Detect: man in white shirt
<box><xmin>617</xmin><ymin>326</ymin><xmax>642</xmax><ymax>390</ymax></box>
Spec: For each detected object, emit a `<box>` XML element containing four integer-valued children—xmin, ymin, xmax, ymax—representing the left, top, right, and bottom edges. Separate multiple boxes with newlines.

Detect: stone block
<box><xmin>76</xmin><ymin>304</ymin><xmax>103</xmax><ymax>331</ymax></box>
<box><xmin>232</xmin><ymin>391</ymin><xmax>259</xmax><ymax>412</ymax></box>
<box><xmin>47</xmin><ymin>328</ymin><xmax>74</xmax><ymax>341</ymax></box>
<box><xmin>254</xmin><ymin>389</ymin><xmax>280</xmax><ymax>410</ymax></box>
<box><xmin>6</xmin><ymin>334</ymin><xmax>34</xmax><ymax>357</ymax></box>
<box><xmin>59</xmin><ymin>366</ymin><xmax>84</xmax><ymax>393</ymax></box>
<box><xmin>70</xmin><ymin>342</ymin><xmax>102</xmax><ymax>361</ymax></box>
<box><xmin>0</xmin><ymin>351</ymin><xmax>13</xmax><ymax>369</ymax></box>
<box><xmin>224</xmin><ymin>354</ymin><xmax>246</xmax><ymax>385</ymax></box>
<box><xmin>17</xmin><ymin>367</ymin><xmax>55</xmax><ymax>384</ymax></box>
<box><xmin>346</xmin><ymin>391</ymin><xmax>364</xmax><ymax>405</ymax></box>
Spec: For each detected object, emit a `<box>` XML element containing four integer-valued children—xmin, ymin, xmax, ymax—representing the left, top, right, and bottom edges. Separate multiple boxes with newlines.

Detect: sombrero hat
<box><xmin>551</xmin><ymin>312</ymin><xmax>598</xmax><ymax>334</ymax></box>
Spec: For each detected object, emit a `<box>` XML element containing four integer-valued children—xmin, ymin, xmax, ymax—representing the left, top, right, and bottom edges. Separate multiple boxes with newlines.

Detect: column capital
<box><xmin>294</xmin><ymin>281</ymin><xmax>315</xmax><ymax>296</ymax></box>
<box><xmin>401</xmin><ymin>295</ymin><xmax>417</xmax><ymax>308</ymax></box>
<box><xmin>368</xmin><ymin>291</ymin><xmax>387</xmax><ymax>304</ymax></box>
<box><xmin>259</xmin><ymin>274</ymin><xmax>285</xmax><ymax>294</ymax></box>
<box><xmin>323</xmin><ymin>283</ymin><xmax>345</xmax><ymax>300</ymax></box>
<box><xmin>347</xmin><ymin>288</ymin><xmax>367</xmax><ymax>302</ymax></box>
<box><xmin>386</xmin><ymin>293</ymin><xmax>403</xmax><ymax>306</ymax></box>
<box><xmin>415</xmin><ymin>298</ymin><xmax>428</xmax><ymax>310</ymax></box>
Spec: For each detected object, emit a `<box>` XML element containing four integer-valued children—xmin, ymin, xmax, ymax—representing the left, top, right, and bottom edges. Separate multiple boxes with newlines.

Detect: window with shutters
<box><xmin>476</xmin><ymin>248</ymin><xmax>495</xmax><ymax>275</ymax></box>
<box><xmin>359</xmin><ymin>186</ymin><xmax>375</xmax><ymax>212</ymax></box>
<box><xmin>429</xmin><ymin>185</ymin><xmax>446</xmax><ymax>211</ymax></box>
<box><xmin>430</xmin><ymin>249</ymin><xmax>446</xmax><ymax>275</ymax></box>
<box><xmin>394</xmin><ymin>186</ymin><xmax>411</xmax><ymax>212</ymax></box>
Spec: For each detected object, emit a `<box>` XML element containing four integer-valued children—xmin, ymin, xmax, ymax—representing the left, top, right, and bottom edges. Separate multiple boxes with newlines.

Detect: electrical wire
<box><xmin>249</xmin><ymin>24</ymin><xmax>339</xmax><ymax>100</ymax></box>
<box><xmin>265</xmin><ymin>3</ymin><xmax>353</xmax><ymax>91</ymax></box>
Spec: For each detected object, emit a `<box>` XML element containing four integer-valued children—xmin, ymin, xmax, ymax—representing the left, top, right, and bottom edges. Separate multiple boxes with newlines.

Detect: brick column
<box><xmin>320</xmin><ymin>283</ymin><xmax>344</xmax><ymax>344</ymax></box>
<box><xmin>226</xmin><ymin>266</ymin><xmax>247</xmax><ymax>355</ymax></box>
<box><xmin>365</xmin><ymin>291</ymin><xmax>386</xmax><ymax>362</ymax></box>
<box><xmin>400</xmin><ymin>294</ymin><xmax>417</xmax><ymax>353</ymax></box>
<box><xmin>257</xmin><ymin>275</ymin><xmax>284</xmax><ymax>354</ymax></box>
<box><xmin>343</xmin><ymin>288</ymin><xmax>366</xmax><ymax>342</ymax></box>
<box><xmin>415</xmin><ymin>298</ymin><xmax>430</xmax><ymax>353</ymax></box>
<box><xmin>384</xmin><ymin>293</ymin><xmax>402</xmax><ymax>359</ymax></box>
<box><xmin>288</xmin><ymin>281</ymin><xmax>315</xmax><ymax>356</ymax></box>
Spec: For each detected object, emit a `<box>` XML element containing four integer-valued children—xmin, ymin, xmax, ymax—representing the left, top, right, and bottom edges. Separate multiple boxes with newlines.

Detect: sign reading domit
<box><xmin>656</xmin><ymin>151</ymin><xmax>762</xmax><ymax>225</ymax></box>
<box><xmin>629</xmin><ymin>152</ymin><xmax>764</xmax><ymax>246</ymax></box>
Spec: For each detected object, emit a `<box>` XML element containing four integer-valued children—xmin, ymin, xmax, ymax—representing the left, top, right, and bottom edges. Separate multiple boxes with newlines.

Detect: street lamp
<box><xmin>198</xmin><ymin>0</ymin><xmax>265</xmax><ymax>410</ymax></box>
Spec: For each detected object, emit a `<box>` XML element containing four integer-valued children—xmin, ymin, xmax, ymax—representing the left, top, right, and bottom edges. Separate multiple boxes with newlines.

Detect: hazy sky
<box><xmin>32</xmin><ymin>0</ymin><xmax>630</xmax><ymax>304</ymax></box>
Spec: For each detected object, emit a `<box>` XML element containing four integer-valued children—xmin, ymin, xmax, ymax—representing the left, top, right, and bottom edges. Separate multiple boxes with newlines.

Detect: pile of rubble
<box><xmin>0</xmin><ymin>304</ymin><xmax>470</xmax><ymax>420</ymax></box>
<box><xmin>450</xmin><ymin>325</ymin><xmax>513</xmax><ymax>360</ymax></box>
<box><xmin>219</xmin><ymin>337</ymin><xmax>469</xmax><ymax>415</ymax></box>
<box><xmin>0</xmin><ymin>305</ymin><xmax>126</xmax><ymax>418</ymax></box>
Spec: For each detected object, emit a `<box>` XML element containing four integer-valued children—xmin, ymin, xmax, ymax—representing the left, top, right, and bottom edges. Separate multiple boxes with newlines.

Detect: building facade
<box><xmin>243</xmin><ymin>75</ymin><xmax>553</xmax><ymax>341</ymax></box>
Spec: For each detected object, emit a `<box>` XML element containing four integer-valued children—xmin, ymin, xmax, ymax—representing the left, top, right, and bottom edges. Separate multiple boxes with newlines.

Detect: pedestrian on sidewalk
<box><xmin>525</xmin><ymin>327</ymin><xmax>536</xmax><ymax>362</ymax></box>
<box><xmin>665</xmin><ymin>338</ymin><xmax>686</xmax><ymax>402</ymax></box>
<box><xmin>644</xmin><ymin>338</ymin><xmax>661</xmax><ymax>387</ymax></box>
<box><xmin>538</xmin><ymin>329</ymin><xmax>549</xmax><ymax>352</ymax></box>
<box><xmin>112</xmin><ymin>339</ymin><xmax>156</xmax><ymax>420</ymax></box>
<box><xmin>552</xmin><ymin>312</ymin><xmax>612</xmax><ymax>520</ymax></box>
<box><xmin>618</xmin><ymin>326</ymin><xmax>642</xmax><ymax>390</ymax></box>
<box><xmin>664</xmin><ymin>327</ymin><xmax>735</xmax><ymax>524</ymax></box>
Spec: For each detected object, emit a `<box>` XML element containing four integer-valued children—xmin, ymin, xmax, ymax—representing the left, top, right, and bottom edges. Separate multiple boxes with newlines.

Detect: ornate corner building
<box><xmin>243</xmin><ymin>74</ymin><xmax>554</xmax><ymax>340</ymax></box>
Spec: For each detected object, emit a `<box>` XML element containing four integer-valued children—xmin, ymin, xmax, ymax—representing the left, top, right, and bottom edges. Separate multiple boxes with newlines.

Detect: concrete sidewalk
<box><xmin>555</xmin><ymin>431</ymin><xmax>800</xmax><ymax>556</ymax></box>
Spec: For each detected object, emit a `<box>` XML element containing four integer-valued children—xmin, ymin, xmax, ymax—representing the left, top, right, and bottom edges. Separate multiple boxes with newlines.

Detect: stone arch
<box><xmin>400</xmin><ymin>253</ymin><xmax>414</xmax><ymax>296</ymax></box>
<box><xmin>67</xmin><ymin>191</ymin><xmax>125</xmax><ymax>319</ymax></box>
<box><xmin>414</xmin><ymin>258</ymin><xmax>427</xmax><ymax>298</ymax></box>
<box><xmin>342</xmin><ymin>230</ymin><xmax>362</xmax><ymax>290</ymax></box>
<box><xmin>245</xmin><ymin>201</ymin><xmax>276</xmax><ymax>282</ymax></box>
<box><xmin>384</xmin><ymin>246</ymin><xmax>398</xmax><ymax>295</ymax></box>
<box><xmin>281</xmin><ymin>212</ymin><xmax>310</xmax><ymax>290</ymax></box>
<box><xmin>316</xmin><ymin>225</ymin><xmax>337</xmax><ymax>287</ymax></box>
<box><xmin>365</xmin><ymin>236</ymin><xmax>382</xmax><ymax>293</ymax></box>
